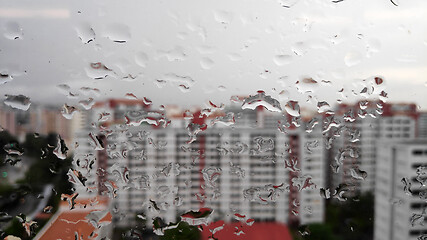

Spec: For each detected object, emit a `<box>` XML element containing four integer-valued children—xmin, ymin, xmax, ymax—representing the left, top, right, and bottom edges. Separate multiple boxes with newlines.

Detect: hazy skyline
<box><xmin>0</xmin><ymin>0</ymin><xmax>426</xmax><ymax>111</ymax></box>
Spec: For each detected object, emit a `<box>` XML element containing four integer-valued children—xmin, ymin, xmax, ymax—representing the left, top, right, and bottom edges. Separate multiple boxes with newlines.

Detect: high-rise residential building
<box><xmin>374</xmin><ymin>140</ymin><xmax>427</xmax><ymax>240</ymax></box>
<box><xmin>72</xmin><ymin>99</ymin><xmax>326</xmax><ymax>230</ymax></box>
<box><xmin>418</xmin><ymin>112</ymin><xmax>427</xmax><ymax>139</ymax></box>
<box><xmin>329</xmin><ymin>101</ymin><xmax>418</xmax><ymax>195</ymax></box>
<box><xmin>0</xmin><ymin>104</ymin><xmax>72</xmax><ymax>144</ymax></box>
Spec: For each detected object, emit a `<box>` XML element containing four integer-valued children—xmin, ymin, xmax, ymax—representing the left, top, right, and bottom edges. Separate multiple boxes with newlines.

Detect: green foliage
<box><xmin>291</xmin><ymin>192</ymin><xmax>374</xmax><ymax>240</ymax></box>
<box><xmin>22</xmin><ymin>133</ymin><xmax>47</xmax><ymax>157</ymax></box>
<box><xmin>326</xmin><ymin>192</ymin><xmax>374</xmax><ymax>240</ymax></box>
<box><xmin>21</xmin><ymin>133</ymin><xmax>73</xmax><ymax>194</ymax></box>
<box><xmin>305</xmin><ymin>223</ymin><xmax>338</xmax><ymax>240</ymax></box>
<box><xmin>3</xmin><ymin>218</ymin><xmax>26</xmax><ymax>240</ymax></box>
<box><xmin>160</xmin><ymin>221</ymin><xmax>201</xmax><ymax>240</ymax></box>
<box><xmin>0</xmin><ymin>131</ymin><xmax>17</xmax><ymax>167</ymax></box>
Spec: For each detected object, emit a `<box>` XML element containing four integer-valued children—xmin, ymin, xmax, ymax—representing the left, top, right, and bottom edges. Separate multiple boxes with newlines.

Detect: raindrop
<box><xmin>125</xmin><ymin>110</ymin><xmax>170</xmax><ymax>128</ymax></box>
<box><xmin>202</xmin><ymin>167</ymin><xmax>222</xmax><ymax>188</ymax></box>
<box><xmin>213</xmin><ymin>10</ymin><xmax>233</xmax><ymax>24</ymax></box>
<box><xmin>200</xmin><ymin>57</ymin><xmax>215</xmax><ymax>69</ymax></box>
<box><xmin>0</xmin><ymin>71</ymin><xmax>13</xmax><ymax>85</ymax></box>
<box><xmin>332</xmin><ymin>184</ymin><xmax>352</xmax><ymax>201</ymax></box>
<box><xmin>158</xmin><ymin>46</ymin><xmax>187</xmax><ymax>61</ymax></box>
<box><xmin>135</xmin><ymin>52</ymin><xmax>149</xmax><ymax>67</ymax></box>
<box><xmin>142</xmin><ymin>97</ymin><xmax>152</xmax><ymax>106</ymax></box>
<box><xmin>79</xmin><ymin>98</ymin><xmax>95</xmax><ymax>110</ymax></box>
<box><xmin>401</xmin><ymin>177</ymin><xmax>413</xmax><ymax>196</ymax></box>
<box><xmin>180</xmin><ymin>208</ymin><xmax>213</xmax><ymax>226</ymax></box>
<box><xmin>3</xmin><ymin>142</ymin><xmax>24</xmax><ymax>156</ymax></box>
<box><xmin>88</xmin><ymin>132</ymin><xmax>105</xmax><ymax>150</ymax></box>
<box><xmin>278</xmin><ymin>0</ymin><xmax>300</xmax><ymax>8</ymax></box>
<box><xmin>317</xmin><ymin>101</ymin><xmax>331</xmax><ymax>113</ymax></box>
<box><xmin>241</xmin><ymin>91</ymin><xmax>282</xmax><ymax>113</ymax></box>
<box><xmin>305</xmin><ymin>118</ymin><xmax>319</xmax><ymax>133</ymax></box>
<box><xmin>98</xmin><ymin>111</ymin><xmax>111</xmax><ymax>122</ymax></box>
<box><xmin>350</xmin><ymin>168</ymin><xmax>367</xmax><ymax>180</ymax></box>
<box><xmin>61</xmin><ymin>104</ymin><xmax>78</xmax><ymax>119</ymax></box>
<box><xmin>229</xmin><ymin>162</ymin><xmax>245</xmax><ymax>178</ymax></box>
<box><xmin>416</xmin><ymin>166</ymin><xmax>427</xmax><ymax>186</ymax></box>
<box><xmin>3</xmin><ymin>21</ymin><xmax>23</xmax><ymax>40</ymax></box>
<box><xmin>252</xmin><ymin>136</ymin><xmax>274</xmax><ymax>153</ymax></box>
<box><xmin>211</xmin><ymin>112</ymin><xmax>235</xmax><ymax>126</ymax></box>
<box><xmin>85</xmin><ymin>62</ymin><xmax>114</xmax><ymax>80</ymax></box>
<box><xmin>296</xmin><ymin>77</ymin><xmax>318</xmax><ymax>93</ymax></box>
<box><xmin>273</xmin><ymin>55</ymin><xmax>292</xmax><ymax>66</ymax></box>
<box><xmin>320</xmin><ymin>188</ymin><xmax>331</xmax><ymax>199</ymax></box>
<box><xmin>284</xmin><ymin>101</ymin><xmax>300</xmax><ymax>117</ymax></box>
<box><xmin>410</xmin><ymin>210</ymin><xmax>425</xmax><ymax>227</ymax></box>
<box><xmin>125</xmin><ymin>93</ymin><xmax>138</xmax><ymax>99</ymax></box>
<box><xmin>291</xmin><ymin>175</ymin><xmax>315</xmax><ymax>192</ymax></box>
<box><xmin>161</xmin><ymin>163</ymin><xmax>181</xmax><ymax>177</ymax></box>
<box><xmin>228</xmin><ymin>53</ymin><xmax>242</xmax><ymax>61</ymax></box>
<box><xmin>291</xmin><ymin>42</ymin><xmax>308</xmax><ymax>56</ymax></box>
<box><xmin>344</xmin><ymin>51</ymin><xmax>362</xmax><ymax>67</ymax></box>
<box><xmin>75</xmin><ymin>23</ymin><xmax>95</xmax><ymax>43</ymax></box>
<box><xmin>4</xmin><ymin>94</ymin><xmax>31</xmax><ymax>111</ymax></box>
<box><xmin>53</xmin><ymin>135</ymin><xmax>68</xmax><ymax>160</ymax></box>
<box><xmin>104</xmin><ymin>23</ymin><xmax>131</xmax><ymax>43</ymax></box>
<box><xmin>80</xmin><ymin>87</ymin><xmax>101</xmax><ymax>96</ymax></box>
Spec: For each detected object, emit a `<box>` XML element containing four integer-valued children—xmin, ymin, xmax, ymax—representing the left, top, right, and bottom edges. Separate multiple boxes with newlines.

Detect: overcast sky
<box><xmin>0</xmin><ymin>0</ymin><xmax>426</xmax><ymax>111</ymax></box>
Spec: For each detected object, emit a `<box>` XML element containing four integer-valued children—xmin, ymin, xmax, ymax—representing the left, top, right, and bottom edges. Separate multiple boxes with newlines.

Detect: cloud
<box><xmin>364</xmin><ymin>7</ymin><xmax>427</xmax><ymax>22</ymax></box>
<box><xmin>0</xmin><ymin>8</ymin><xmax>70</xmax><ymax>19</ymax></box>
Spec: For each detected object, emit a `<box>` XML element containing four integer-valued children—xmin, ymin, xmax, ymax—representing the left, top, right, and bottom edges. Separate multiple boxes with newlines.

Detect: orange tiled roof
<box><xmin>201</xmin><ymin>222</ymin><xmax>292</xmax><ymax>240</ymax></box>
<box><xmin>36</xmin><ymin>210</ymin><xmax>111</xmax><ymax>240</ymax></box>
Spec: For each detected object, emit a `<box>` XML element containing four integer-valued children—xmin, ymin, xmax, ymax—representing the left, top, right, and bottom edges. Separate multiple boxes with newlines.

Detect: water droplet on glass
<box><xmin>85</xmin><ymin>62</ymin><xmax>114</xmax><ymax>80</ymax></box>
<box><xmin>53</xmin><ymin>135</ymin><xmax>68</xmax><ymax>160</ymax></box>
<box><xmin>180</xmin><ymin>208</ymin><xmax>213</xmax><ymax>226</ymax></box>
<box><xmin>104</xmin><ymin>23</ymin><xmax>131</xmax><ymax>43</ymax></box>
<box><xmin>241</xmin><ymin>91</ymin><xmax>282</xmax><ymax>113</ymax></box>
<box><xmin>79</xmin><ymin>98</ymin><xmax>95</xmax><ymax>110</ymax></box>
<box><xmin>296</xmin><ymin>77</ymin><xmax>318</xmax><ymax>93</ymax></box>
<box><xmin>350</xmin><ymin>168</ymin><xmax>367</xmax><ymax>180</ymax></box>
<box><xmin>88</xmin><ymin>132</ymin><xmax>105</xmax><ymax>150</ymax></box>
<box><xmin>213</xmin><ymin>10</ymin><xmax>233</xmax><ymax>24</ymax></box>
<box><xmin>135</xmin><ymin>51</ymin><xmax>149</xmax><ymax>67</ymax></box>
<box><xmin>229</xmin><ymin>162</ymin><xmax>245</xmax><ymax>179</ymax></box>
<box><xmin>0</xmin><ymin>71</ymin><xmax>13</xmax><ymax>85</ymax></box>
<box><xmin>284</xmin><ymin>101</ymin><xmax>300</xmax><ymax>117</ymax></box>
<box><xmin>158</xmin><ymin>46</ymin><xmax>187</xmax><ymax>61</ymax></box>
<box><xmin>228</xmin><ymin>53</ymin><xmax>242</xmax><ymax>61</ymax></box>
<box><xmin>344</xmin><ymin>51</ymin><xmax>362</xmax><ymax>67</ymax></box>
<box><xmin>278</xmin><ymin>0</ymin><xmax>300</xmax><ymax>8</ymax></box>
<box><xmin>75</xmin><ymin>23</ymin><xmax>95</xmax><ymax>44</ymax></box>
<box><xmin>4</xmin><ymin>94</ymin><xmax>31</xmax><ymax>111</ymax></box>
<box><xmin>410</xmin><ymin>210</ymin><xmax>425</xmax><ymax>227</ymax></box>
<box><xmin>3</xmin><ymin>142</ymin><xmax>24</xmax><ymax>156</ymax></box>
<box><xmin>401</xmin><ymin>177</ymin><xmax>413</xmax><ymax>196</ymax></box>
<box><xmin>320</xmin><ymin>188</ymin><xmax>331</xmax><ymax>199</ymax></box>
<box><xmin>200</xmin><ymin>57</ymin><xmax>215</xmax><ymax>70</ymax></box>
<box><xmin>416</xmin><ymin>166</ymin><xmax>427</xmax><ymax>186</ymax></box>
<box><xmin>273</xmin><ymin>55</ymin><xmax>292</xmax><ymax>66</ymax></box>
<box><xmin>3</xmin><ymin>21</ymin><xmax>23</xmax><ymax>40</ymax></box>
<box><xmin>202</xmin><ymin>167</ymin><xmax>222</xmax><ymax>188</ymax></box>
<box><xmin>291</xmin><ymin>42</ymin><xmax>308</xmax><ymax>56</ymax></box>
<box><xmin>211</xmin><ymin>112</ymin><xmax>235</xmax><ymax>126</ymax></box>
<box><xmin>61</xmin><ymin>104</ymin><xmax>78</xmax><ymax>119</ymax></box>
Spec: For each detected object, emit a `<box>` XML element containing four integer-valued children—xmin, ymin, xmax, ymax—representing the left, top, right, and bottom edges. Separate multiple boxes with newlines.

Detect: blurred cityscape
<box><xmin>1</xmin><ymin>90</ymin><xmax>427</xmax><ymax>240</ymax></box>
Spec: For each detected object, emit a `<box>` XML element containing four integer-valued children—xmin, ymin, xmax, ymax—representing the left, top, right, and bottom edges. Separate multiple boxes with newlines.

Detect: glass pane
<box><xmin>0</xmin><ymin>0</ymin><xmax>426</xmax><ymax>239</ymax></box>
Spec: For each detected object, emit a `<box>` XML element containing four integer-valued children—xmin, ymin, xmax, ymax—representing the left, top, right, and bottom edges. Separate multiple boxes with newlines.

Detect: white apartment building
<box><xmin>374</xmin><ymin>140</ymin><xmax>427</xmax><ymax>240</ymax></box>
<box><xmin>72</xmin><ymin>100</ymin><xmax>325</xmax><ymax>229</ymax></box>
<box><xmin>330</xmin><ymin>102</ymin><xmax>417</xmax><ymax>195</ymax></box>
<box><xmin>418</xmin><ymin>112</ymin><xmax>427</xmax><ymax>139</ymax></box>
